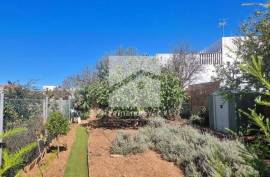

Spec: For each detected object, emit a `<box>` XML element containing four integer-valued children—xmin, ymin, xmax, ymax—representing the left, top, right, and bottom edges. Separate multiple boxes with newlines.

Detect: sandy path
<box><xmin>21</xmin><ymin>124</ymin><xmax>78</xmax><ymax>177</ymax></box>
<box><xmin>88</xmin><ymin>111</ymin><xmax>185</xmax><ymax>177</ymax></box>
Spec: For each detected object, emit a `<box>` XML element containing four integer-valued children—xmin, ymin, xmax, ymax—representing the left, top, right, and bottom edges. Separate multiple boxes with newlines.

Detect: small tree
<box><xmin>62</xmin><ymin>67</ymin><xmax>96</xmax><ymax>90</ymax></box>
<box><xmin>74</xmin><ymin>80</ymin><xmax>109</xmax><ymax>117</ymax></box>
<box><xmin>214</xmin><ymin>9</ymin><xmax>270</xmax><ymax>93</ymax></box>
<box><xmin>215</xmin><ymin>58</ymin><xmax>243</xmax><ymax>92</ymax></box>
<box><xmin>164</xmin><ymin>44</ymin><xmax>203</xmax><ymax>88</ymax></box>
<box><xmin>236</xmin><ymin>10</ymin><xmax>270</xmax><ymax>90</ymax></box>
<box><xmin>45</xmin><ymin>112</ymin><xmax>69</xmax><ymax>157</ymax></box>
<box><xmin>160</xmin><ymin>71</ymin><xmax>186</xmax><ymax>119</ymax></box>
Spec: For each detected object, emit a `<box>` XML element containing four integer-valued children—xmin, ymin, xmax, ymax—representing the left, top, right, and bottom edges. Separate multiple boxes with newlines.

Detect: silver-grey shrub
<box><xmin>111</xmin><ymin>131</ymin><xmax>148</xmax><ymax>155</ymax></box>
<box><xmin>111</xmin><ymin>124</ymin><xmax>259</xmax><ymax>177</ymax></box>
<box><xmin>146</xmin><ymin>116</ymin><xmax>166</xmax><ymax>128</ymax></box>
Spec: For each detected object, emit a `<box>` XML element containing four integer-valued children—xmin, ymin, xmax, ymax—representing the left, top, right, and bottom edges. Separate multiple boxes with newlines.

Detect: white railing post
<box><xmin>43</xmin><ymin>96</ymin><xmax>48</xmax><ymax>124</ymax></box>
<box><xmin>59</xmin><ymin>98</ymin><xmax>64</xmax><ymax>115</ymax></box>
<box><xmin>68</xmin><ymin>96</ymin><xmax>71</xmax><ymax>121</ymax></box>
<box><xmin>0</xmin><ymin>88</ymin><xmax>4</xmax><ymax>166</ymax></box>
<box><xmin>43</xmin><ymin>96</ymin><xmax>49</xmax><ymax>137</ymax></box>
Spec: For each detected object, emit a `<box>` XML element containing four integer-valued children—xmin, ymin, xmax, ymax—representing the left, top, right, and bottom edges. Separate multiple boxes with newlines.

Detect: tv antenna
<box><xmin>218</xmin><ymin>19</ymin><xmax>227</xmax><ymax>37</ymax></box>
<box><xmin>241</xmin><ymin>2</ymin><xmax>270</xmax><ymax>8</ymax></box>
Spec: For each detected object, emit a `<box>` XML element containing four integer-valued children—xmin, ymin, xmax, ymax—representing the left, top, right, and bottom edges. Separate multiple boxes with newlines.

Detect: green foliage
<box><xmin>64</xmin><ymin>127</ymin><xmax>88</xmax><ymax>177</ymax></box>
<box><xmin>240</xmin><ymin>56</ymin><xmax>270</xmax><ymax>158</ymax></box>
<box><xmin>80</xmin><ymin>111</ymin><xmax>90</xmax><ymax>120</ymax></box>
<box><xmin>112</xmin><ymin>123</ymin><xmax>260</xmax><ymax>177</ymax></box>
<box><xmin>189</xmin><ymin>114</ymin><xmax>203</xmax><ymax>125</ymax></box>
<box><xmin>160</xmin><ymin>72</ymin><xmax>186</xmax><ymax>118</ymax></box>
<box><xmin>0</xmin><ymin>128</ymin><xmax>37</xmax><ymax>177</ymax></box>
<box><xmin>241</xmin><ymin>56</ymin><xmax>270</xmax><ymax>93</ymax></box>
<box><xmin>74</xmin><ymin>81</ymin><xmax>109</xmax><ymax>114</ymax></box>
<box><xmin>3</xmin><ymin>82</ymin><xmax>44</xmax><ymax>130</ymax></box>
<box><xmin>75</xmin><ymin>64</ymin><xmax>186</xmax><ymax>119</ymax></box>
<box><xmin>240</xmin><ymin>143</ymin><xmax>270</xmax><ymax>177</ymax></box>
<box><xmin>189</xmin><ymin>107</ymin><xmax>209</xmax><ymax>127</ymax></box>
<box><xmin>46</xmin><ymin>112</ymin><xmax>69</xmax><ymax>138</ymax></box>
<box><xmin>215</xmin><ymin>57</ymin><xmax>243</xmax><ymax>93</ymax></box>
<box><xmin>3</xmin><ymin>99</ymin><xmax>43</xmax><ymax>130</ymax></box>
<box><xmin>74</xmin><ymin>88</ymin><xmax>91</xmax><ymax>112</ymax></box>
<box><xmin>0</xmin><ymin>128</ymin><xmax>27</xmax><ymax>139</ymax></box>
<box><xmin>242</xmin><ymin>109</ymin><xmax>270</xmax><ymax>144</ymax></box>
<box><xmin>95</xmin><ymin>47</ymin><xmax>138</xmax><ymax>81</ymax></box>
<box><xmin>214</xmin><ymin>9</ymin><xmax>270</xmax><ymax>92</ymax></box>
<box><xmin>0</xmin><ymin>142</ymin><xmax>37</xmax><ymax>177</ymax></box>
<box><xmin>237</xmin><ymin>10</ymin><xmax>270</xmax><ymax>89</ymax></box>
<box><xmin>4</xmin><ymin>81</ymin><xmax>43</xmax><ymax>99</ymax></box>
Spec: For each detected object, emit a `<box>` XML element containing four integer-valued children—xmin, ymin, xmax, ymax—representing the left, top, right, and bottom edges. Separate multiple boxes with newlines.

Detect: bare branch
<box><xmin>164</xmin><ymin>44</ymin><xmax>203</xmax><ymax>87</ymax></box>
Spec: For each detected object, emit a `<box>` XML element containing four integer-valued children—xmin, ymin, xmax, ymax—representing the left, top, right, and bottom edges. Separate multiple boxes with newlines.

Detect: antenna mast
<box><xmin>218</xmin><ymin>19</ymin><xmax>227</xmax><ymax>37</ymax></box>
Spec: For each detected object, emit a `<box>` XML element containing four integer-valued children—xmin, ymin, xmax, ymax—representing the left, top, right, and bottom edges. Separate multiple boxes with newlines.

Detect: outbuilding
<box><xmin>208</xmin><ymin>91</ymin><xmax>259</xmax><ymax>133</ymax></box>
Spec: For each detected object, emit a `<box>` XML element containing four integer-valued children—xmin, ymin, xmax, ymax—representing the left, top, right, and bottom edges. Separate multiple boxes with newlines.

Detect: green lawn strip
<box><xmin>64</xmin><ymin>126</ymin><xmax>89</xmax><ymax>177</ymax></box>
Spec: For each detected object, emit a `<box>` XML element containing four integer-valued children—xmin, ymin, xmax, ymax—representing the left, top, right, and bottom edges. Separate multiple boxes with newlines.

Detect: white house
<box><xmin>156</xmin><ymin>36</ymin><xmax>241</xmax><ymax>86</ymax></box>
<box><xmin>43</xmin><ymin>85</ymin><xmax>57</xmax><ymax>91</ymax></box>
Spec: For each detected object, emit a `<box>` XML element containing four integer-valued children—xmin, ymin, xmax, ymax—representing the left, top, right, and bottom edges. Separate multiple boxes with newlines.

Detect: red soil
<box><xmin>88</xmin><ymin>111</ymin><xmax>185</xmax><ymax>177</ymax></box>
<box><xmin>20</xmin><ymin>124</ymin><xmax>78</xmax><ymax>177</ymax></box>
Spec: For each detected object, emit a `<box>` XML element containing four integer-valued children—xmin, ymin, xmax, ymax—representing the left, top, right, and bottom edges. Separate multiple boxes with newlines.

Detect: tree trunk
<box><xmin>56</xmin><ymin>136</ymin><xmax>60</xmax><ymax>158</ymax></box>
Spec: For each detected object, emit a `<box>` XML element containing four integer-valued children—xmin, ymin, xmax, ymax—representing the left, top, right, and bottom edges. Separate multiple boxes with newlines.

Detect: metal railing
<box><xmin>199</xmin><ymin>52</ymin><xmax>222</xmax><ymax>65</ymax></box>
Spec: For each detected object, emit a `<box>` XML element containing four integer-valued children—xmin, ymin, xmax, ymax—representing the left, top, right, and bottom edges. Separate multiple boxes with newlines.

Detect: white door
<box><xmin>215</xmin><ymin>95</ymin><xmax>229</xmax><ymax>132</ymax></box>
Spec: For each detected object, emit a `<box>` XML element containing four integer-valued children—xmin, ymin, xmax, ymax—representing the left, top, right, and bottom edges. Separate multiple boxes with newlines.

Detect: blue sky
<box><xmin>0</xmin><ymin>0</ymin><xmax>258</xmax><ymax>87</ymax></box>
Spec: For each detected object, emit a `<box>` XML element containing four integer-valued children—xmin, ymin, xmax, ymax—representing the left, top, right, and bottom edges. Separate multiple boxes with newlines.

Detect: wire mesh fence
<box><xmin>0</xmin><ymin>90</ymin><xmax>72</xmax><ymax>175</ymax></box>
<box><xmin>4</xmin><ymin>98</ymin><xmax>44</xmax><ymax>131</ymax></box>
<box><xmin>48</xmin><ymin>99</ymin><xmax>71</xmax><ymax>120</ymax></box>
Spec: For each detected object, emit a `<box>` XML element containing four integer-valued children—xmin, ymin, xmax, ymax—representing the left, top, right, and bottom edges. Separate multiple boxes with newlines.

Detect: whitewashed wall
<box><xmin>155</xmin><ymin>37</ymin><xmax>242</xmax><ymax>86</ymax></box>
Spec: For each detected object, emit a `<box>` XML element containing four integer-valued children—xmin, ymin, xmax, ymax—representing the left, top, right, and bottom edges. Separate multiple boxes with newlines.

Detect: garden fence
<box><xmin>0</xmin><ymin>88</ymin><xmax>72</xmax><ymax>167</ymax></box>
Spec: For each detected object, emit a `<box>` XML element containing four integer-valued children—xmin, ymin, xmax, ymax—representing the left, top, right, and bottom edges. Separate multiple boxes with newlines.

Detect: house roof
<box><xmin>201</xmin><ymin>39</ymin><xmax>222</xmax><ymax>53</ymax></box>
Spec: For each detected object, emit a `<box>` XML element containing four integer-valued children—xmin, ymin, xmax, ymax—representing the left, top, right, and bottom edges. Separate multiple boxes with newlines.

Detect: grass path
<box><xmin>64</xmin><ymin>126</ymin><xmax>88</xmax><ymax>177</ymax></box>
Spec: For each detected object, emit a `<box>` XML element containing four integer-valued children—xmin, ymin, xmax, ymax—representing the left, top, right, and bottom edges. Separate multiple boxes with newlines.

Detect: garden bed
<box><xmin>88</xmin><ymin>115</ymin><xmax>148</xmax><ymax>129</ymax></box>
<box><xmin>87</xmin><ymin>109</ymin><xmax>184</xmax><ymax>176</ymax></box>
<box><xmin>88</xmin><ymin>127</ymin><xmax>184</xmax><ymax>177</ymax></box>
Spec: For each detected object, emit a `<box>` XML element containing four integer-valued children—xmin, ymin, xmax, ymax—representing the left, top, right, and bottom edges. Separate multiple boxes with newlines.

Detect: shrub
<box><xmin>189</xmin><ymin>114</ymin><xmax>203</xmax><ymax>125</ymax></box>
<box><xmin>75</xmin><ymin>70</ymin><xmax>187</xmax><ymax>119</ymax></box>
<box><xmin>112</xmin><ymin>124</ymin><xmax>260</xmax><ymax>177</ymax></box>
<box><xmin>0</xmin><ymin>128</ymin><xmax>37</xmax><ymax>177</ymax></box>
<box><xmin>159</xmin><ymin>72</ymin><xmax>186</xmax><ymax>118</ymax></box>
<box><xmin>80</xmin><ymin>111</ymin><xmax>90</xmax><ymax>120</ymax></box>
<box><xmin>147</xmin><ymin>116</ymin><xmax>165</xmax><ymax>128</ymax></box>
<box><xmin>46</xmin><ymin>112</ymin><xmax>69</xmax><ymax>138</ymax></box>
<box><xmin>46</xmin><ymin>112</ymin><xmax>69</xmax><ymax>157</ymax></box>
<box><xmin>189</xmin><ymin>107</ymin><xmax>209</xmax><ymax>127</ymax></box>
<box><xmin>111</xmin><ymin>132</ymin><xmax>148</xmax><ymax>155</ymax></box>
<box><xmin>198</xmin><ymin>106</ymin><xmax>209</xmax><ymax>127</ymax></box>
